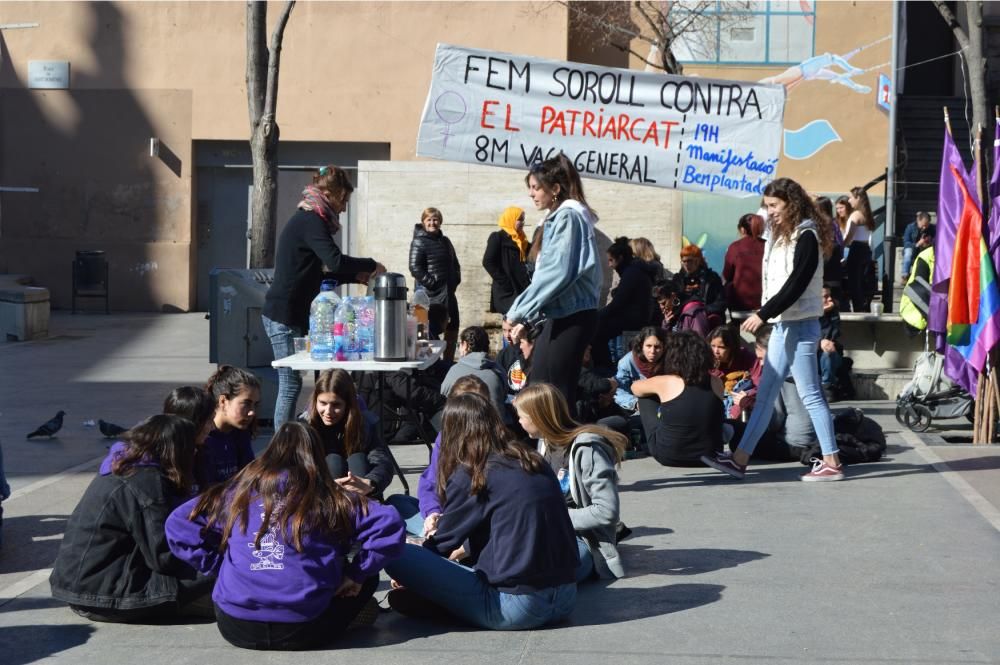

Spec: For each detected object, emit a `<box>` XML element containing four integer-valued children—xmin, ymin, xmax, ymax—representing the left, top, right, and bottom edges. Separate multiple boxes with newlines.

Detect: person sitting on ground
<box><xmin>654</xmin><ymin>280</ymin><xmax>710</xmax><ymax>337</ymax></box>
<box><xmin>199</xmin><ymin>366</ymin><xmax>261</xmax><ymax>490</ymax></box>
<box><xmin>629</xmin><ymin>331</ymin><xmax>726</xmax><ymax>466</ymax></box>
<box><xmin>386</xmin><ymin>375</ymin><xmax>493</xmax><ymax>538</ymax></box>
<box><xmin>577</xmin><ymin>344</ymin><xmax>626</xmax><ymax>431</ymax></box>
<box><xmin>673</xmin><ymin>244</ymin><xmax>726</xmax><ymax>329</ymax></box>
<box><xmin>384</xmin><ymin>393</ymin><xmax>578</xmax><ymax>630</ymax></box>
<box><xmin>727</xmin><ymin>327</ymin><xmax>769</xmax><ymax>421</ymax></box>
<box><xmin>498</xmin><ymin>320</ymin><xmax>543</xmax><ymax>399</ymax></box>
<box><xmin>51</xmin><ymin>415</ymin><xmax>214</xmax><ymax>623</ymax></box>
<box><xmin>352</xmin><ymin>364</ymin><xmax>447</xmax><ymax>444</ymax></box>
<box><xmin>166</xmin><ymin>422</ymin><xmax>404</xmax><ymax>651</ymax></box>
<box><xmin>590</xmin><ymin>236</ymin><xmax>658</xmax><ymax>371</ymax></box>
<box><xmin>818</xmin><ymin>287</ymin><xmax>845</xmax><ymax>401</ymax></box>
<box><xmin>613</xmin><ymin>327</ymin><xmax>667</xmax><ymax>413</ymax></box>
<box><xmin>305</xmin><ymin>369</ymin><xmax>395</xmax><ymax>500</ymax></box>
<box><xmin>722</xmin><ymin>213</ymin><xmax>766</xmax><ymax>313</ymax></box>
<box><xmin>707</xmin><ymin>325</ymin><xmax>757</xmax><ymax>416</ymax></box>
<box><xmin>514</xmin><ymin>383</ymin><xmax>628</xmax><ymax>582</ymax></box>
<box><xmin>440</xmin><ymin>326</ymin><xmax>507</xmax><ymax>418</ymax></box>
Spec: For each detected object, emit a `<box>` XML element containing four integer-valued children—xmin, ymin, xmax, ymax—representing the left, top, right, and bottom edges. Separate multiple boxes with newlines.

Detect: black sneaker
<box><xmin>700</xmin><ymin>451</ymin><xmax>747</xmax><ymax>480</ymax></box>
<box><xmin>346</xmin><ymin>596</ymin><xmax>380</xmax><ymax>630</ymax></box>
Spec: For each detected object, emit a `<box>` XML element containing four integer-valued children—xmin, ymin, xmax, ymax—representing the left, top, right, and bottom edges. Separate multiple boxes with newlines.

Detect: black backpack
<box><xmin>798</xmin><ymin>408</ymin><xmax>886</xmax><ymax>466</ymax></box>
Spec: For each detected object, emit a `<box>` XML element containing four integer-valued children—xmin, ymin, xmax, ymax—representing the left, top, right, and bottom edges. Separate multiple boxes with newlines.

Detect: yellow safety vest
<box><xmin>899</xmin><ymin>246</ymin><xmax>934</xmax><ymax>331</ymax></box>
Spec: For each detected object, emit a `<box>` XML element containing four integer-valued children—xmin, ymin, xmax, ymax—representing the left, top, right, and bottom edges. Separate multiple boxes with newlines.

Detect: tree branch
<box><xmin>933</xmin><ymin>0</ymin><xmax>971</xmax><ymax>51</ymax></box>
<box><xmin>246</xmin><ymin>0</ymin><xmax>267</xmax><ymax>127</ymax></box>
<box><xmin>263</xmin><ymin>0</ymin><xmax>295</xmax><ymax>119</ymax></box>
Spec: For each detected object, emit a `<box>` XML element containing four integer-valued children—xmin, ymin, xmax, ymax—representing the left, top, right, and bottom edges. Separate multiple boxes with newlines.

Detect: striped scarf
<box><xmin>298</xmin><ymin>185</ymin><xmax>341</xmax><ymax>234</ymax></box>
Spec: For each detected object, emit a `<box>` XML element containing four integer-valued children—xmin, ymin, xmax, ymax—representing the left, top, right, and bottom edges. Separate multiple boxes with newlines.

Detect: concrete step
<box><xmin>852</xmin><ymin>368</ymin><xmax>911</xmax><ymax>401</ymax></box>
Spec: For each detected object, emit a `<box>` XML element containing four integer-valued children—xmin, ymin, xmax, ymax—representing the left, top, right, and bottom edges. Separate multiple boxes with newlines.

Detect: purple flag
<box><xmin>944</xmin><ymin>344</ymin><xmax>980</xmax><ymax>395</ymax></box>
<box><xmin>988</xmin><ymin>117</ymin><xmax>1000</xmax><ymax>266</ymax></box>
<box><xmin>930</xmin><ymin>128</ymin><xmax>972</xmax><ymax>350</ymax></box>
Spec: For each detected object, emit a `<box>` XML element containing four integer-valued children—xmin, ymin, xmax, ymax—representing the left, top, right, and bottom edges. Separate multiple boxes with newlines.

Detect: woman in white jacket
<box><xmin>702</xmin><ymin>177</ymin><xmax>844</xmax><ymax>482</ymax></box>
<box><xmin>513</xmin><ymin>383</ymin><xmax>627</xmax><ymax>581</ymax></box>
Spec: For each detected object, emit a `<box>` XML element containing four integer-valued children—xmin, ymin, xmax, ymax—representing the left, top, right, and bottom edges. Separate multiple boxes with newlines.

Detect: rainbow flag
<box><xmin>946</xmin><ymin>164</ymin><xmax>1000</xmax><ymax>387</ymax></box>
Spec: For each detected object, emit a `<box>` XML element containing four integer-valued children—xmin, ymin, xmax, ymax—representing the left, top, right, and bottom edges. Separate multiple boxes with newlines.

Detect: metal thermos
<box><xmin>373</xmin><ymin>273</ymin><xmax>409</xmax><ymax>361</ymax></box>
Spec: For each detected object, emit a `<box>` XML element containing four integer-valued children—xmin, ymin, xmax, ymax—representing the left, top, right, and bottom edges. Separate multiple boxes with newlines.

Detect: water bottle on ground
<box><xmin>309</xmin><ymin>280</ymin><xmax>341</xmax><ymax>361</ymax></box>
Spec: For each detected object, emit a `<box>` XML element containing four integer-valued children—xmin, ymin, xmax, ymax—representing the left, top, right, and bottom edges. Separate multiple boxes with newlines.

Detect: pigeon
<box><xmin>99</xmin><ymin>419</ymin><xmax>128</xmax><ymax>439</ymax></box>
<box><xmin>27</xmin><ymin>410</ymin><xmax>66</xmax><ymax>439</ymax></box>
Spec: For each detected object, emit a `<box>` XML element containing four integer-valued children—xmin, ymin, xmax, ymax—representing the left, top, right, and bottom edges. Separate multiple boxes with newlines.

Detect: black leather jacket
<box><xmin>50</xmin><ymin>467</ymin><xmax>198</xmax><ymax>610</ymax></box>
<box><xmin>409</xmin><ymin>225</ymin><xmax>461</xmax><ymax>305</ymax></box>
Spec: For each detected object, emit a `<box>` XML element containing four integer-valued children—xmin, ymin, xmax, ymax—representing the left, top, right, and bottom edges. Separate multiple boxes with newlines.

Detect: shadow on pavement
<box><xmin>0</xmin><ymin>596</ymin><xmax>66</xmax><ymax>613</ymax></box>
<box><xmin>3</xmin><ymin>624</ymin><xmax>95</xmax><ymax>665</ymax></box>
<box><xmin>933</xmin><ymin>455</ymin><xmax>1000</xmax><ymax>471</ymax></box>
<box><xmin>620</xmin><ymin>545</ymin><xmax>769</xmax><ymax>576</ymax></box>
<box><xmin>570</xmin><ymin>582</ymin><xmax>725</xmax><ymax>625</ymax></box>
<box><xmin>0</xmin><ymin>515</ymin><xmax>69</xmax><ymax>574</ymax></box>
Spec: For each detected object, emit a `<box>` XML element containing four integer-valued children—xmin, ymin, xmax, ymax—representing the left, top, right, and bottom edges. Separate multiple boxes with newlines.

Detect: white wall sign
<box><xmin>28</xmin><ymin>60</ymin><xmax>70</xmax><ymax>89</ymax></box>
<box><xmin>417</xmin><ymin>44</ymin><xmax>786</xmax><ymax>199</ymax></box>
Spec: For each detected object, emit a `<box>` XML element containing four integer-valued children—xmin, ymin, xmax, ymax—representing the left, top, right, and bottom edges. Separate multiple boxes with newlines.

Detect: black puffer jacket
<box><xmin>482</xmin><ymin>230</ymin><xmax>531</xmax><ymax>314</ymax></box>
<box><xmin>409</xmin><ymin>225</ymin><xmax>461</xmax><ymax>306</ymax></box>
<box><xmin>50</xmin><ymin>466</ymin><xmax>198</xmax><ymax>610</ymax></box>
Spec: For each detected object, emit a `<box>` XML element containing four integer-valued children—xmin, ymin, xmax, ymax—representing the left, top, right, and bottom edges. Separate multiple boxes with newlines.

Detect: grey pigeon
<box><xmin>27</xmin><ymin>410</ymin><xmax>66</xmax><ymax>439</ymax></box>
<box><xmin>99</xmin><ymin>419</ymin><xmax>128</xmax><ymax>439</ymax></box>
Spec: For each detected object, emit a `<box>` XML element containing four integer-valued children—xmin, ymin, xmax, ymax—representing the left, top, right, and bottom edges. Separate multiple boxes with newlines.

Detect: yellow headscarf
<box><xmin>498</xmin><ymin>206</ymin><xmax>529</xmax><ymax>261</ymax></box>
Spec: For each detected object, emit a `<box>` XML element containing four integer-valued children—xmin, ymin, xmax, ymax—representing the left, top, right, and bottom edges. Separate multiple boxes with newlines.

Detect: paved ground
<box><xmin>2</xmin><ymin>312</ymin><xmax>1000</xmax><ymax>664</ymax></box>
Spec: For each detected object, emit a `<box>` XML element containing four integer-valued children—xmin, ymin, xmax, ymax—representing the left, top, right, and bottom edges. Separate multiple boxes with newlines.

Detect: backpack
<box><xmin>798</xmin><ymin>407</ymin><xmax>886</xmax><ymax>466</ymax></box>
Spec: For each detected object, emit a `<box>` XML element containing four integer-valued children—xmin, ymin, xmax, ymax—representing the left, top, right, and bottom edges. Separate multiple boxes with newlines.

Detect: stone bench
<box><xmin>0</xmin><ymin>277</ymin><xmax>50</xmax><ymax>341</ymax></box>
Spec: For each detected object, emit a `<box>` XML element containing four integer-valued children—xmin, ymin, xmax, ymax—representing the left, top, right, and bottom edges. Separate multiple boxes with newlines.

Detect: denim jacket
<box><xmin>613</xmin><ymin>353</ymin><xmax>645</xmax><ymax>411</ymax></box>
<box><xmin>506</xmin><ymin>200</ymin><xmax>601</xmax><ymax>326</ymax></box>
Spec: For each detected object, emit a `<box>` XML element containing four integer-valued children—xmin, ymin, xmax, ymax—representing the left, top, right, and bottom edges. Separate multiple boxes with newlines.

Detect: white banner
<box><xmin>417</xmin><ymin>44</ymin><xmax>786</xmax><ymax>199</ymax></box>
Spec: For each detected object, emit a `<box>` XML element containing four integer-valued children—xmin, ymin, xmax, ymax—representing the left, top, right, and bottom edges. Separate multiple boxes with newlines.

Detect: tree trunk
<box><xmin>965</xmin><ymin>1</ymin><xmax>992</xmax><ymax>180</ymax></box>
<box><xmin>246</xmin><ymin>0</ymin><xmax>295</xmax><ymax>269</ymax></box>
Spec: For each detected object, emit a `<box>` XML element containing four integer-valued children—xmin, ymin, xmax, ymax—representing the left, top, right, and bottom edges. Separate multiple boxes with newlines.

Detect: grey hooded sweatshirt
<box><xmin>541</xmin><ymin>432</ymin><xmax>626</xmax><ymax>579</ymax></box>
<box><xmin>440</xmin><ymin>351</ymin><xmax>507</xmax><ymax>415</ymax></box>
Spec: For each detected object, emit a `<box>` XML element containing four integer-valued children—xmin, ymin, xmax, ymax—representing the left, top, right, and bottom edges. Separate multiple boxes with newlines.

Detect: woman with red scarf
<box><xmin>262</xmin><ymin>166</ymin><xmax>386</xmax><ymax>426</ymax></box>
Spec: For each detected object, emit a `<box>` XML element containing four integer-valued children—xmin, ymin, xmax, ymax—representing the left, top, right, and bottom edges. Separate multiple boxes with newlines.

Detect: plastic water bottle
<box><xmin>357</xmin><ymin>296</ymin><xmax>375</xmax><ymax>360</ymax></box>
<box><xmin>412</xmin><ymin>284</ymin><xmax>430</xmax><ymax>327</ymax></box>
<box><xmin>309</xmin><ymin>280</ymin><xmax>341</xmax><ymax>361</ymax></box>
<box><xmin>333</xmin><ymin>296</ymin><xmax>358</xmax><ymax>361</ymax></box>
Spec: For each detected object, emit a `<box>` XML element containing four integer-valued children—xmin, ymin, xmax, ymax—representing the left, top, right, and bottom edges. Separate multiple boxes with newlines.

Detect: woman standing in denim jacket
<box><xmin>701</xmin><ymin>178</ymin><xmax>844</xmax><ymax>482</ymax></box>
<box><xmin>505</xmin><ymin>155</ymin><xmax>601</xmax><ymax>410</ymax></box>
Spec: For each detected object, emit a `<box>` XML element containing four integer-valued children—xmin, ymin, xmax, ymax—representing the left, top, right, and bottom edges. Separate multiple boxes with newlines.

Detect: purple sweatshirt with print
<box><xmin>165</xmin><ymin>489</ymin><xmax>404</xmax><ymax>623</ymax></box>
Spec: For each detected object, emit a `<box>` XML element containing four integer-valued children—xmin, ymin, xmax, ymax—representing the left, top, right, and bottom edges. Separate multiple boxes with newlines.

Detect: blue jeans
<box><xmin>385</xmin><ymin>494</ymin><xmax>426</xmax><ymax>537</ymax></box>
<box><xmin>901</xmin><ymin>246</ymin><xmax>914</xmax><ymax>278</ymax></box>
<box><xmin>384</xmin><ymin>544</ymin><xmax>577</xmax><ymax>630</ymax></box>
<box><xmin>575</xmin><ymin>537</ymin><xmax>595</xmax><ymax>583</ymax></box>
<box><xmin>261</xmin><ymin>315</ymin><xmax>303</xmax><ymax>427</ymax></box>
<box><xmin>736</xmin><ymin>320</ymin><xmax>837</xmax><ymax>457</ymax></box>
<box><xmin>819</xmin><ymin>351</ymin><xmax>842</xmax><ymax>385</ymax></box>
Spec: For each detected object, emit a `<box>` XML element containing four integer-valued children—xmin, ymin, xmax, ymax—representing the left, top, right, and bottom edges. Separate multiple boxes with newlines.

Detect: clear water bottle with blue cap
<box><xmin>309</xmin><ymin>279</ymin><xmax>341</xmax><ymax>361</ymax></box>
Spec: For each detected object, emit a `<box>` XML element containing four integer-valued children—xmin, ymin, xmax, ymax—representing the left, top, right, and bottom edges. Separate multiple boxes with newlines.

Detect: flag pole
<box><xmin>972</xmin><ymin>124</ymin><xmax>987</xmax><ymax>443</ymax></box>
<box><xmin>944</xmin><ymin>107</ymin><xmax>953</xmax><ymax>137</ymax></box>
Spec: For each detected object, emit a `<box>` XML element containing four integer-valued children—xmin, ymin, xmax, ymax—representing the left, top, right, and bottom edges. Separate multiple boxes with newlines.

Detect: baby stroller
<box><xmin>895</xmin><ymin>350</ymin><xmax>973</xmax><ymax>432</ymax></box>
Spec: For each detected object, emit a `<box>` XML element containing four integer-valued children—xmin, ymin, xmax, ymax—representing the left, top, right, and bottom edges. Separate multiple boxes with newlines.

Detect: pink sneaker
<box><xmin>700</xmin><ymin>451</ymin><xmax>746</xmax><ymax>479</ymax></box>
<box><xmin>801</xmin><ymin>458</ymin><xmax>845</xmax><ymax>482</ymax></box>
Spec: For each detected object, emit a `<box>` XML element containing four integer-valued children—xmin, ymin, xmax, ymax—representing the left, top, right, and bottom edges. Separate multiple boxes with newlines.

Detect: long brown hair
<box><xmin>313</xmin><ymin>165</ymin><xmax>355</xmax><ymax>207</ymax></box>
<box><xmin>525</xmin><ymin>153</ymin><xmax>596</xmax><ymax>217</ymax></box>
<box><xmin>849</xmin><ymin>186</ymin><xmax>876</xmax><ymax>231</ymax></box>
<box><xmin>513</xmin><ymin>383</ymin><xmax>626</xmax><ymax>463</ymax></box>
<box><xmin>188</xmin><ymin>422</ymin><xmax>362</xmax><ymax>552</ymax></box>
<box><xmin>436</xmin><ymin>393</ymin><xmax>545</xmax><ymax>501</ymax></box>
<box><xmin>112</xmin><ymin>414</ymin><xmax>196</xmax><ymax>494</ymax></box>
<box><xmin>763</xmin><ymin>178</ymin><xmax>834</xmax><ymax>259</ymax></box>
<box><xmin>308</xmin><ymin>369</ymin><xmax>364</xmax><ymax>456</ymax></box>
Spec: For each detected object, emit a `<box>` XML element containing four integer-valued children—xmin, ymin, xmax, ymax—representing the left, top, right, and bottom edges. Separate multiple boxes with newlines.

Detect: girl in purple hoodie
<box><xmin>166</xmin><ymin>422</ymin><xmax>405</xmax><ymax>651</ymax></box>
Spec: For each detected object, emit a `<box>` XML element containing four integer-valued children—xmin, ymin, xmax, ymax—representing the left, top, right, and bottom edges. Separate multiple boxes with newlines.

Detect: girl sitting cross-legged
<box><xmin>165</xmin><ymin>422</ymin><xmax>405</xmax><ymax>651</ymax></box>
<box><xmin>50</xmin><ymin>415</ymin><xmax>214</xmax><ymax>623</ymax></box>
<box><xmin>384</xmin><ymin>392</ymin><xmax>579</xmax><ymax>630</ymax></box>
<box><xmin>304</xmin><ymin>369</ymin><xmax>395</xmax><ymax>500</ymax></box>
<box><xmin>513</xmin><ymin>383</ymin><xmax>628</xmax><ymax>582</ymax></box>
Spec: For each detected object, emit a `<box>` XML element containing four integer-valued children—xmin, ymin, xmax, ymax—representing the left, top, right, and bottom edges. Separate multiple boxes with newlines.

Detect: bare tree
<box><xmin>559</xmin><ymin>1</ymin><xmax>745</xmax><ymax>75</ymax></box>
<box><xmin>933</xmin><ymin>1</ymin><xmax>990</xmax><ymax>156</ymax></box>
<box><xmin>247</xmin><ymin>0</ymin><xmax>295</xmax><ymax>269</ymax></box>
